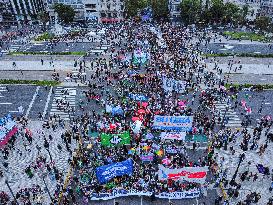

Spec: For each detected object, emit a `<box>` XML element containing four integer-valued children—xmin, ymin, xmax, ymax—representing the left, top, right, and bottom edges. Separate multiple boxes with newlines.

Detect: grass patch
<box><xmin>204</xmin><ymin>53</ymin><xmax>273</xmax><ymax>58</ymax></box>
<box><xmin>9</xmin><ymin>51</ymin><xmax>86</xmax><ymax>56</ymax></box>
<box><xmin>223</xmin><ymin>31</ymin><xmax>270</xmax><ymax>42</ymax></box>
<box><xmin>0</xmin><ymin>79</ymin><xmax>60</xmax><ymax>86</ymax></box>
<box><xmin>35</xmin><ymin>32</ymin><xmax>55</xmax><ymax>41</ymax></box>
<box><xmin>225</xmin><ymin>83</ymin><xmax>273</xmax><ymax>90</ymax></box>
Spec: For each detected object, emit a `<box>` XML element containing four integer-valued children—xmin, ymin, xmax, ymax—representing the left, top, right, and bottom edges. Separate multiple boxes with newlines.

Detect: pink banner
<box><xmin>0</xmin><ymin>127</ymin><xmax>18</xmax><ymax>148</ymax></box>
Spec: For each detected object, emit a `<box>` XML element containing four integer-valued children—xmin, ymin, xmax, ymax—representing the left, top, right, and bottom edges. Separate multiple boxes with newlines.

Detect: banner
<box><xmin>165</xmin><ymin>146</ymin><xmax>178</xmax><ymax>154</ymax></box>
<box><xmin>153</xmin><ymin>116</ymin><xmax>193</xmax><ymax>131</ymax></box>
<box><xmin>90</xmin><ymin>189</ymin><xmax>200</xmax><ymax>200</ymax></box>
<box><xmin>158</xmin><ymin>165</ymin><xmax>208</xmax><ymax>184</ymax></box>
<box><xmin>111</xmin><ymin>106</ymin><xmax>124</xmax><ymax>116</ymax></box>
<box><xmin>185</xmin><ymin>134</ymin><xmax>208</xmax><ymax>143</ymax></box>
<box><xmin>96</xmin><ymin>159</ymin><xmax>134</xmax><ymax>184</ymax></box>
<box><xmin>160</xmin><ymin>132</ymin><xmax>186</xmax><ymax>140</ymax></box>
<box><xmin>156</xmin><ymin>190</ymin><xmax>200</xmax><ymax>199</ymax></box>
<box><xmin>128</xmin><ymin>93</ymin><xmax>148</xmax><ymax>102</ymax></box>
<box><xmin>0</xmin><ymin>114</ymin><xmax>17</xmax><ymax>147</ymax></box>
<box><xmin>162</xmin><ymin>77</ymin><xmax>186</xmax><ymax>93</ymax></box>
<box><xmin>140</xmin><ymin>155</ymin><xmax>154</xmax><ymax>161</ymax></box>
<box><xmin>101</xmin><ymin>132</ymin><xmax>131</xmax><ymax>147</ymax></box>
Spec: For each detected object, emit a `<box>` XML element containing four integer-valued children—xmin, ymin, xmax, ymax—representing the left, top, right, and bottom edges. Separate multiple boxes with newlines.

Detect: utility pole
<box><xmin>42</xmin><ymin>175</ymin><xmax>54</xmax><ymax>202</ymax></box>
<box><xmin>5</xmin><ymin>180</ymin><xmax>19</xmax><ymax>205</ymax></box>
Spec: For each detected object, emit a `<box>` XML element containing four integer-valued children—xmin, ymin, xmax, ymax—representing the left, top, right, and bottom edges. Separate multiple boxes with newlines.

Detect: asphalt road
<box><xmin>201</xmin><ymin>43</ymin><xmax>273</xmax><ymax>54</ymax></box>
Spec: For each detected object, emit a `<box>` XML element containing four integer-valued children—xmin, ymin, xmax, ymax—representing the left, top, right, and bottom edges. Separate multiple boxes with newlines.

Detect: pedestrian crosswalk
<box><xmin>49</xmin><ymin>87</ymin><xmax>76</xmax><ymax>121</ymax></box>
<box><xmin>215</xmin><ymin>100</ymin><xmax>242</xmax><ymax>128</ymax></box>
<box><xmin>9</xmin><ymin>44</ymin><xmax>22</xmax><ymax>52</ymax></box>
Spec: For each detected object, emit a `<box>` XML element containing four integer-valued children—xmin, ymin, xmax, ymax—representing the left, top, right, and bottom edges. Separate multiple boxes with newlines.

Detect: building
<box><xmin>98</xmin><ymin>0</ymin><xmax>124</xmax><ymax>23</ymax></box>
<box><xmin>8</xmin><ymin>0</ymin><xmax>46</xmax><ymax>24</ymax></box>
<box><xmin>45</xmin><ymin>0</ymin><xmax>124</xmax><ymax>23</ymax></box>
<box><xmin>261</xmin><ymin>0</ymin><xmax>273</xmax><ymax>19</ymax></box>
<box><xmin>0</xmin><ymin>0</ymin><xmax>17</xmax><ymax>27</ymax></box>
<box><xmin>45</xmin><ymin>0</ymin><xmax>85</xmax><ymax>22</ymax></box>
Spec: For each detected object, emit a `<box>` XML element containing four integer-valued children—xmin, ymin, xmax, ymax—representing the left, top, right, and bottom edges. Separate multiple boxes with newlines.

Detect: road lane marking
<box><xmin>42</xmin><ymin>86</ymin><xmax>53</xmax><ymax>119</ymax></box>
<box><xmin>0</xmin><ymin>102</ymin><xmax>12</xmax><ymax>105</ymax></box>
<box><xmin>25</xmin><ymin>86</ymin><xmax>40</xmax><ymax>118</ymax></box>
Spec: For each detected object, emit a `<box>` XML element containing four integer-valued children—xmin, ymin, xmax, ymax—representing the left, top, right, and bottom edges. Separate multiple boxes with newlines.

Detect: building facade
<box><xmin>45</xmin><ymin>0</ymin><xmax>124</xmax><ymax>23</ymax></box>
<box><xmin>169</xmin><ymin>0</ymin><xmax>272</xmax><ymax>22</ymax></box>
<box><xmin>0</xmin><ymin>0</ymin><xmax>17</xmax><ymax>26</ymax></box>
<box><xmin>8</xmin><ymin>0</ymin><xmax>45</xmax><ymax>24</ymax></box>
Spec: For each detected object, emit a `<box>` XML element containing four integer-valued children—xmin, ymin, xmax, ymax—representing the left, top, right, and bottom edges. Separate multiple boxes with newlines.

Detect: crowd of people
<box><xmin>1</xmin><ymin>19</ymin><xmax>273</xmax><ymax>205</ymax></box>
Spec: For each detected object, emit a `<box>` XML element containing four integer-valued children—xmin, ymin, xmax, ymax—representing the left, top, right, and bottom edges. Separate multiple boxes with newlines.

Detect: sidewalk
<box><xmin>0</xmin><ymin>60</ymin><xmax>75</xmax><ymax>71</ymax></box>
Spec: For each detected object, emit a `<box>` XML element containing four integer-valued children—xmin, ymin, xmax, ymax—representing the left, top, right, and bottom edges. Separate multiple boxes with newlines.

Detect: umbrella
<box><xmin>143</xmin><ymin>145</ymin><xmax>150</xmax><ymax>151</ymax></box>
<box><xmin>156</xmin><ymin>150</ymin><xmax>164</xmax><ymax>156</ymax></box>
<box><xmin>162</xmin><ymin>157</ymin><xmax>171</xmax><ymax>165</ymax></box>
<box><xmin>138</xmin><ymin>109</ymin><xmax>146</xmax><ymax>114</ymax></box>
<box><xmin>132</xmin><ymin>117</ymin><xmax>139</xmax><ymax>122</ymax></box>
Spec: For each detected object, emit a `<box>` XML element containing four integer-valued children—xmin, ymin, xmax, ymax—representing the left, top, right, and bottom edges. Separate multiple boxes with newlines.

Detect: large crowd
<box><xmin>1</xmin><ymin>19</ymin><xmax>273</xmax><ymax>205</ymax></box>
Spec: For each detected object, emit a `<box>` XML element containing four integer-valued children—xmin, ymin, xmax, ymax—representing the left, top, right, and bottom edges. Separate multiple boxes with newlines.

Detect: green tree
<box><xmin>179</xmin><ymin>0</ymin><xmax>201</xmax><ymax>25</ymax></box>
<box><xmin>209</xmin><ymin>0</ymin><xmax>225</xmax><ymax>23</ymax></box>
<box><xmin>223</xmin><ymin>2</ymin><xmax>240</xmax><ymax>24</ymax></box>
<box><xmin>255</xmin><ymin>16</ymin><xmax>271</xmax><ymax>31</ymax></box>
<box><xmin>124</xmin><ymin>0</ymin><xmax>148</xmax><ymax>18</ymax></box>
<box><xmin>53</xmin><ymin>3</ymin><xmax>75</xmax><ymax>24</ymax></box>
<box><xmin>151</xmin><ymin>0</ymin><xmax>169</xmax><ymax>20</ymax></box>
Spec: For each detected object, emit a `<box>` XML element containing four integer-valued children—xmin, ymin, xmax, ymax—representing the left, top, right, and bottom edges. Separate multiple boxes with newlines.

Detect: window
<box><xmin>85</xmin><ymin>4</ymin><xmax>96</xmax><ymax>8</ymax></box>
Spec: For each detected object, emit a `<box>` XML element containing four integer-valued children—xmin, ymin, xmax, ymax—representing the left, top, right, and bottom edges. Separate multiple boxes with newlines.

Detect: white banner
<box><xmin>160</xmin><ymin>132</ymin><xmax>186</xmax><ymax>140</ymax></box>
<box><xmin>90</xmin><ymin>189</ymin><xmax>201</xmax><ymax>200</ymax></box>
<box><xmin>156</xmin><ymin>189</ymin><xmax>200</xmax><ymax>199</ymax></box>
<box><xmin>158</xmin><ymin>165</ymin><xmax>209</xmax><ymax>184</ymax></box>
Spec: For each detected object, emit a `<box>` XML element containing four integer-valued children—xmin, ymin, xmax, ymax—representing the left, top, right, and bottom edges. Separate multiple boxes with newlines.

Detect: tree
<box><xmin>179</xmin><ymin>0</ymin><xmax>201</xmax><ymax>25</ymax></box>
<box><xmin>53</xmin><ymin>3</ymin><xmax>75</xmax><ymax>24</ymax></box>
<box><xmin>255</xmin><ymin>16</ymin><xmax>271</xmax><ymax>31</ymax></box>
<box><xmin>151</xmin><ymin>0</ymin><xmax>169</xmax><ymax>20</ymax></box>
<box><xmin>223</xmin><ymin>2</ymin><xmax>240</xmax><ymax>24</ymax></box>
<box><xmin>37</xmin><ymin>11</ymin><xmax>49</xmax><ymax>29</ymax></box>
<box><xmin>209</xmin><ymin>0</ymin><xmax>225</xmax><ymax>24</ymax></box>
<box><xmin>124</xmin><ymin>0</ymin><xmax>148</xmax><ymax>18</ymax></box>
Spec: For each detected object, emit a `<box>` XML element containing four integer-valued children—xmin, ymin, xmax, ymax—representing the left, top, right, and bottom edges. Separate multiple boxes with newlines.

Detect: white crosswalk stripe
<box><xmin>49</xmin><ymin>87</ymin><xmax>76</xmax><ymax>121</ymax></box>
<box><xmin>8</xmin><ymin>44</ymin><xmax>22</xmax><ymax>52</ymax></box>
<box><xmin>215</xmin><ymin>100</ymin><xmax>242</xmax><ymax>128</ymax></box>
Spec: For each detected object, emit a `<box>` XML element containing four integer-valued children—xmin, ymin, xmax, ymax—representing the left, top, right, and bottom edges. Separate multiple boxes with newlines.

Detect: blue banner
<box><xmin>96</xmin><ymin>159</ymin><xmax>134</xmax><ymax>184</ymax></box>
<box><xmin>152</xmin><ymin>115</ymin><xmax>193</xmax><ymax>131</ymax></box>
<box><xmin>111</xmin><ymin>106</ymin><xmax>124</xmax><ymax>116</ymax></box>
<box><xmin>128</xmin><ymin>93</ymin><xmax>148</xmax><ymax>101</ymax></box>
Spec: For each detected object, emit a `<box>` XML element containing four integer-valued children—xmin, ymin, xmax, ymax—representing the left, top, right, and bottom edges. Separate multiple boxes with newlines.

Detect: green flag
<box><xmin>101</xmin><ymin>131</ymin><xmax>131</xmax><ymax>147</ymax></box>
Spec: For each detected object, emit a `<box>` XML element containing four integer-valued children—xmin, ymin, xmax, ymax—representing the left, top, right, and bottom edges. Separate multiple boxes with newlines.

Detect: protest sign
<box><xmin>131</xmin><ymin>120</ymin><xmax>142</xmax><ymax>134</ymax></box>
<box><xmin>101</xmin><ymin>132</ymin><xmax>131</xmax><ymax>147</ymax></box>
<box><xmin>140</xmin><ymin>155</ymin><xmax>154</xmax><ymax>161</ymax></box>
<box><xmin>153</xmin><ymin>115</ymin><xmax>193</xmax><ymax>131</ymax></box>
<box><xmin>160</xmin><ymin>132</ymin><xmax>186</xmax><ymax>140</ymax></box>
<box><xmin>96</xmin><ymin>159</ymin><xmax>134</xmax><ymax>184</ymax></box>
<box><xmin>162</xmin><ymin>77</ymin><xmax>186</xmax><ymax>93</ymax></box>
<box><xmin>165</xmin><ymin>146</ymin><xmax>178</xmax><ymax>154</ymax></box>
<box><xmin>158</xmin><ymin>165</ymin><xmax>208</xmax><ymax>184</ymax></box>
<box><xmin>128</xmin><ymin>93</ymin><xmax>148</xmax><ymax>101</ymax></box>
<box><xmin>156</xmin><ymin>190</ymin><xmax>200</xmax><ymax>199</ymax></box>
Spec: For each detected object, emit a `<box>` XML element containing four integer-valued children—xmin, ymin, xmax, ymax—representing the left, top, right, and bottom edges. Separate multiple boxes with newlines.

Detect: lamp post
<box><xmin>230</xmin><ymin>153</ymin><xmax>245</xmax><ymax>186</ymax></box>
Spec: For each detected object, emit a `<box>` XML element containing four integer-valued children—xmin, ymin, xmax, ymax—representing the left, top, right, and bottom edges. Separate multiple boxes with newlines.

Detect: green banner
<box><xmin>185</xmin><ymin>135</ymin><xmax>208</xmax><ymax>143</ymax></box>
<box><xmin>101</xmin><ymin>132</ymin><xmax>131</xmax><ymax>147</ymax></box>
